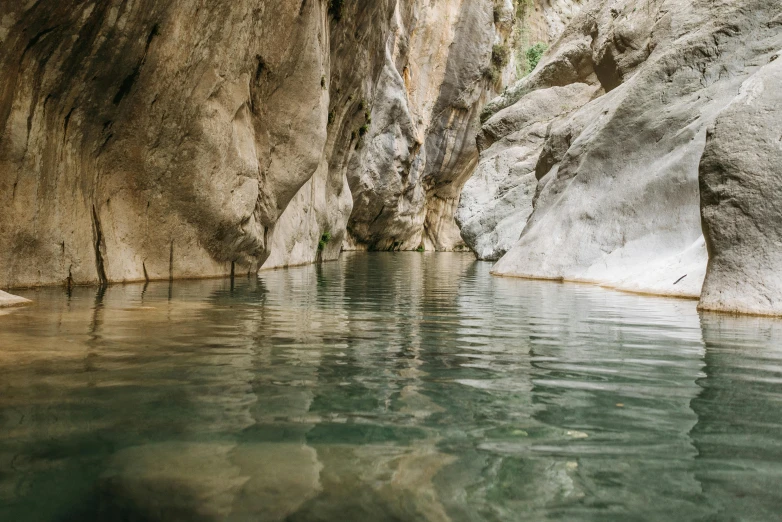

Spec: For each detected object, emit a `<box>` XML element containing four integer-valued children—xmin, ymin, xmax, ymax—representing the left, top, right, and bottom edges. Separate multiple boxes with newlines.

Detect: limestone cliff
<box><xmin>0</xmin><ymin>0</ymin><xmax>518</xmax><ymax>289</ymax></box>
<box><xmin>458</xmin><ymin>0</ymin><xmax>782</xmax><ymax>310</ymax></box>
<box><xmin>1</xmin><ymin>1</ymin><xmax>332</xmax><ymax>288</ymax></box>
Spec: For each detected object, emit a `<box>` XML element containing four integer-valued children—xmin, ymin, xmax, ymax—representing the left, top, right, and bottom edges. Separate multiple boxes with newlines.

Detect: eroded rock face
<box><xmin>1</xmin><ymin>1</ymin><xmax>330</xmax><ymax>287</ymax></box>
<box><xmin>262</xmin><ymin>2</ymin><xmax>399</xmax><ymax>270</ymax></box>
<box><xmin>343</xmin><ymin>0</ymin><xmax>510</xmax><ymax>252</ymax></box>
<box><xmin>699</xmin><ymin>54</ymin><xmax>782</xmax><ymax>316</ymax></box>
<box><xmin>1</xmin><ymin>0</ymin><xmax>520</xmax><ymax>285</ymax></box>
<box><xmin>463</xmin><ymin>0</ymin><xmax>782</xmax><ymax>300</ymax></box>
<box><xmin>457</xmin><ymin>82</ymin><xmax>596</xmax><ymax>260</ymax></box>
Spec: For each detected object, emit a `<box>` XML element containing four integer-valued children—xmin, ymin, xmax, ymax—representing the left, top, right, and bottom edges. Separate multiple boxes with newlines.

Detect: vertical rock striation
<box><xmin>1</xmin><ymin>1</ymin><xmax>331</xmax><ymax>287</ymax></box>
<box><xmin>1</xmin><ymin>0</ymin><xmax>521</xmax><ymax>285</ymax></box>
<box><xmin>341</xmin><ymin>0</ymin><xmax>515</xmax><ymax>252</ymax></box>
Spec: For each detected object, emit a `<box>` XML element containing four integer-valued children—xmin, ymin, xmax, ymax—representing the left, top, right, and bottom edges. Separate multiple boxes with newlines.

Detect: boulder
<box><xmin>0</xmin><ymin>290</ymin><xmax>30</xmax><ymax>308</ymax></box>
<box><xmin>699</xmin><ymin>54</ymin><xmax>782</xmax><ymax>316</ymax></box>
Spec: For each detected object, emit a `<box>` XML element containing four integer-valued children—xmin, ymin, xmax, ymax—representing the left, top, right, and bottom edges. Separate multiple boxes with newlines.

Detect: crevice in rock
<box><xmin>113</xmin><ymin>24</ymin><xmax>159</xmax><ymax>105</ymax></box>
<box><xmin>370</xmin><ymin>205</ymin><xmax>385</xmax><ymax>224</ymax></box>
<box><xmin>594</xmin><ymin>48</ymin><xmax>622</xmax><ymax>92</ymax></box>
<box><xmin>168</xmin><ymin>241</ymin><xmax>174</xmax><ymax>281</ymax></box>
<box><xmin>20</xmin><ymin>25</ymin><xmax>59</xmax><ymax>63</ymax></box>
<box><xmin>62</xmin><ymin>106</ymin><xmax>75</xmax><ymax>143</ymax></box>
<box><xmin>91</xmin><ymin>205</ymin><xmax>107</xmax><ymax>286</ymax></box>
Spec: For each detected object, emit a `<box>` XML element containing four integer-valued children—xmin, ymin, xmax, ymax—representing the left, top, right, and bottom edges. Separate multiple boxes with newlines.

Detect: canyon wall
<box><xmin>0</xmin><ymin>0</ymin><xmax>525</xmax><ymax>290</ymax></box>
<box><xmin>3</xmin><ymin>0</ymin><xmax>780</xmax><ymax>316</ymax></box>
<box><xmin>1</xmin><ymin>1</ymin><xmax>333</xmax><ymax>288</ymax></box>
<box><xmin>458</xmin><ymin>0</ymin><xmax>782</xmax><ymax>311</ymax></box>
<box><xmin>699</xmin><ymin>54</ymin><xmax>782</xmax><ymax>316</ymax></box>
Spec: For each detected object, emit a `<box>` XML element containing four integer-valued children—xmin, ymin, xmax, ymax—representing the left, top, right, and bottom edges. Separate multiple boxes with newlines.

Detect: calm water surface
<box><xmin>2</xmin><ymin>253</ymin><xmax>782</xmax><ymax>521</ymax></box>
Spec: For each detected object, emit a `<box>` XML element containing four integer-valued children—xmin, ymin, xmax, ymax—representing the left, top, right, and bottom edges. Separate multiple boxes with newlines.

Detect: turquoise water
<box><xmin>1</xmin><ymin>252</ymin><xmax>782</xmax><ymax>521</ymax></box>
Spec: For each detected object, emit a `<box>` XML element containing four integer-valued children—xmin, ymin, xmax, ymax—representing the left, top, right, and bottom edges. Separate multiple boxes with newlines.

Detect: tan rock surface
<box><xmin>1</xmin><ymin>0</ymin><xmax>521</xmax><ymax>282</ymax></box>
<box><xmin>1</xmin><ymin>1</ymin><xmax>330</xmax><ymax>287</ymax></box>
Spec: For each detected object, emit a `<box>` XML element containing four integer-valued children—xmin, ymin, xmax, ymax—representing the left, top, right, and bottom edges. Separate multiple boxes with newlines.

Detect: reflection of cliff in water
<box><xmin>691</xmin><ymin>314</ymin><xmax>782</xmax><ymax>520</ymax></box>
<box><xmin>439</xmin><ymin>270</ymin><xmax>710</xmax><ymax>521</ymax></box>
<box><xmin>3</xmin><ymin>254</ymin><xmax>782</xmax><ymax>521</ymax></box>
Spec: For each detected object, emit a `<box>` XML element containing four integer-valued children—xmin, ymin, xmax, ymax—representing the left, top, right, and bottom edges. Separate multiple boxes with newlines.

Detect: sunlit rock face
<box><xmin>455</xmin><ymin>0</ymin><xmax>589</xmax><ymax>261</ymax></box>
<box><xmin>1</xmin><ymin>1</ymin><xmax>331</xmax><ymax>287</ymax></box>
<box><xmin>343</xmin><ymin>0</ymin><xmax>587</xmax><ymax>253</ymax></box>
<box><xmin>460</xmin><ymin>0</ymin><xmax>782</xmax><ymax>301</ymax></box>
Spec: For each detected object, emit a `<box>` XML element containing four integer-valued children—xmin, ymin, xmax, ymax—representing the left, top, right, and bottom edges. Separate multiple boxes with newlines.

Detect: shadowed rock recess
<box><xmin>0</xmin><ymin>0</ymin><xmax>526</xmax><ymax>292</ymax></box>
<box><xmin>459</xmin><ymin>0</ymin><xmax>782</xmax><ymax>315</ymax></box>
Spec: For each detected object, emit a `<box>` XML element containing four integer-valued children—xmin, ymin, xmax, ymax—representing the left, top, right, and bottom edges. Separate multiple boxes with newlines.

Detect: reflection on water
<box><xmin>1</xmin><ymin>253</ymin><xmax>782</xmax><ymax>521</ymax></box>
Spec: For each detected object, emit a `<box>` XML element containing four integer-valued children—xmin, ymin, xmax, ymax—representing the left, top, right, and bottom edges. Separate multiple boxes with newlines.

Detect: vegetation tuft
<box><xmin>492</xmin><ymin>44</ymin><xmax>510</xmax><ymax>68</ymax></box>
<box><xmin>525</xmin><ymin>43</ymin><xmax>547</xmax><ymax>73</ymax></box>
<box><xmin>318</xmin><ymin>232</ymin><xmax>332</xmax><ymax>251</ymax></box>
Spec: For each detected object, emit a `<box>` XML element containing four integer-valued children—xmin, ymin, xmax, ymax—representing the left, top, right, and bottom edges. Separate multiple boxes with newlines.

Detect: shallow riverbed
<box><xmin>2</xmin><ymin>253</ymin><xmax>782</xmax><ymax>521</ymax></box>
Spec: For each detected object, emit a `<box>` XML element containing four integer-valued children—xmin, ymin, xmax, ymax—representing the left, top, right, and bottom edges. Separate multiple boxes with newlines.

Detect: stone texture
<box><xmin>457</xmin><ymin>82</ymin><xmax>596</xmax><ymax>260</ymax></box>
<box><xmin>343</xmin><ymin>0</ymin><xmax>514</xmax><ymax>252</ymax></box>
<box><xmin>1</xmin><ymin>1</ymin><xmax>331</xmax><ymax>288</ymax></box>
<box><xmin>465</xmin><ymin>0</ymin><xmax>782</xmax><ymax>300</ymax></box>
<box><xmin>699</xmin><ymin>54</ymin><xmax>782</xmax><ymax>316</ymax></box>
<box><xmin>100</xmin><ymin>442</ymin><xmax>322</xmax><ymax>522</ymax></box>
<box><xmin>0</xmin><ymin>0</ymin><xmax>520</xmax><ymax>285</ymax></box>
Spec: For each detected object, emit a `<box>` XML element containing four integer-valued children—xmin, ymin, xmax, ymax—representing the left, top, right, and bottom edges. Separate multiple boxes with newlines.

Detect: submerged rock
<box><xmin>462</xmin><ymin>0</ymin><xmax>782</xmax><ymax>302</ymax></box>
<box><xmin>100</xmin><ymin>442</ymin><xmax>322</xmax><ymax>522</ymax></box>
<box><xmin>0</xmin><ymin>290</ymin><xmax>30</xmax><ymax>308</ymax></box>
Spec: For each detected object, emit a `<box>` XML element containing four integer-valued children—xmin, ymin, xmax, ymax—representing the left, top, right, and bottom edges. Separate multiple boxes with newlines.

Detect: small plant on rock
<box><xmin>525</xmin><ymin>43</ymin><xmax>547</xmax><ymax>73</ymax></box>
<box><xmin>492</xmin><ymin>44</ymin><xmax>510</xmax><ymax>68</ymax></box>
<box><xmin>318</xmin><ymin>231</ymin><xmax>332</xmax><ymax>251</ymax></box>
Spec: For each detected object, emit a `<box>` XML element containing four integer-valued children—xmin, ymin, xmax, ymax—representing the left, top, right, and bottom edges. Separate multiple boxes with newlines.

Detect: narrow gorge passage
<box><xmin>2</xmin><ymin>0</ymin><xmax>782</xmax><ymax>520</ymax></box>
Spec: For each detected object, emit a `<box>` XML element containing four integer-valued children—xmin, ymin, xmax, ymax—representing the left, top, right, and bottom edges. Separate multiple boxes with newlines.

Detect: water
<box><xmin>2</xmin><ymin>252</ymin><xmax>782</xmax><ymax>522</ymax></box>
